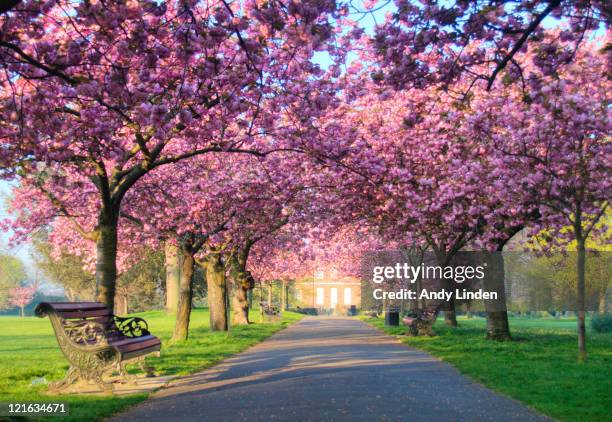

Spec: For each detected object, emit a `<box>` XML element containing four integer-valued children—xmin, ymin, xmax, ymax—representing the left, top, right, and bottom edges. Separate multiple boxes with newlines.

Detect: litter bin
<box><xmin>385</xmin><ymin>308</ymin><xmax>399</xmax><ymax>326</ymax></box>
<box><xmin>349</xmin><ymin>305</ymin><xmax>357</xmax><ymax>316</ymax></box>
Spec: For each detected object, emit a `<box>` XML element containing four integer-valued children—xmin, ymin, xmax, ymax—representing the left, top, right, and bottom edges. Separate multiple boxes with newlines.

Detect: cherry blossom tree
<box><xmin>473</xmin><ymin>47</ymin><xmax>610</xmax><ymax>359</ymax></box>
<box><xmin>317</xmin><ymin>50</ymin><xmax>546</xmax><ymax>335</ymax></box>
<box><xmin>9</xmin><ymin>284</ymin><xmax>37</xmax><ymax>317</ymax></box>
<box><xmin>1</xmin><ymin>0</ymin><xmax>338</xmax><ymax>312</ymax></box>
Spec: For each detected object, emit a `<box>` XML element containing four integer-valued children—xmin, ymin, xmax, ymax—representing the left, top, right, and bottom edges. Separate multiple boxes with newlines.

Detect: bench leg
<box><xmin>49</xmin><ymin>366</ymin><xmax>80</xmax><ymax>392</ymax></box>
<box><xmin>417</xmin><ymin>321</ymin><xmax>436</xmax><ymax>337</ymax></box>
<box><xmin>405</xmin><ymin>323</ymin><xmax>418</xmax><ymax>336</ymax></box>
<box><xmin>93</xmin><ymin>371</ymin><xmax>114</xmax><ymax>394</ymax></box>
<box><xmin>138</xmin><ymin>357</ymin><xmax>156</xmax><ymax>377</ymax></box>
<box><xmin>118</xmin><ymin>362</ymin><xmax>137</xmax><ymax>384</ymax></box>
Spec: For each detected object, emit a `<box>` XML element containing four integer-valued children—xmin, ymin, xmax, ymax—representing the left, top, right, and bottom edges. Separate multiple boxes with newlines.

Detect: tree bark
<box><xmin>268</xmin><ymin>282</ymin><xmax>273</xmax><ymax>303</ymax></box>
<box><xmin>434</xmin><ymin>249</ymin><xmax>458</xmax><ymax>327</ymax></box>
<box><xmin>598</xmin><ymin>263</ymin><xmax>608</xmax><ymax>315</ymax></box>
<box><xmin>165</xmin><ymin>242</ymin><xmax>182</xmax><ymax>313</ymax></box>
<box><xmin>66</xmin><ymin>288</ymin><xmax>75</xmax><ymax>302</ymax></box>
<box><xmin>444</xmin><ymin>299</ymin><xmax>458</xmax><ymax>327</ymax></box>
<box><xmin>415</xmin><ymin>276</ymin><xmax>422</xmax><ymax>311</ymax></box>
<box><xmin>172</xmin><ymin>247</ymin><xmax>195</xmax><ymax>341</ymax></box>
<box><xmin>95</xmin><ymin>214</ymin><xmax>118</xmax><ymax>312</ymax></box>
<box><xmin>484</xmin><ymin>251</ymin><xmax>511</xmax><ymax>340</ymax></box>
<box><xmin>466</xmin><ymin>302</ymin><xmax>472</xmax><ymax>318</ymax></box>
<box><xmin>229</xmin><ymin>252</ymin><xmax>250</xmax><ymax>325</ymax></box>
<box><xmin>115</xmin><ymin>293</ymin><xmax>128</xmax><ymax>316</ymax></box>
<box><xmin>281</xmin><ymin>281</ymin><xmax>287</xmax><ymax>311</ymax></box>
<box><xmin>576</xmin><ymin>236</ymin><xmax>587</xmax><ymax>361</ymax></box>
<box><xmin>204</xmin><ymin>254</ymin><xmax>228</xmax><ymax>331</ymax></box>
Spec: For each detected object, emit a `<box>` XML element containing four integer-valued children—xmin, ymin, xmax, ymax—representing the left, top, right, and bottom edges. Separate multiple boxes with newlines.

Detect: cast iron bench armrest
<box><xmin>260</xmin><ymin>302</ymin><xmax>281</xmax><ymax>316</ymax></box>
<box><xmin>112</xmin><ymin>316</ymin><xmax>151</xmax><ymax>338</ymax></box>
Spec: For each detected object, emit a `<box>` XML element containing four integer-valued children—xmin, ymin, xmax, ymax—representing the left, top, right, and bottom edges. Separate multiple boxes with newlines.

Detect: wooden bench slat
<box><xmin>111</xmin><ymin>336</ymin><xmax>161</xmax><ymax>354</ymax></box>
<box><xmin>44</xmin><ymin>302</ymin><xmax>108</xmax><ymax>311</ymax></box>
<box><xmin>109</xmin><ymin>334</ymin><xmax>158</xmax><ymax>347</ymax></box>
<box><xmin>57</xmin><ymin>309</ymin><xmax>113</xmax><ymax>319</ymax></box>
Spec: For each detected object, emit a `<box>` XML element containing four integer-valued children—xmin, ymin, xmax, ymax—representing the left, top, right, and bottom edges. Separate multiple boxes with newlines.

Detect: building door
<box><xmin>344</xmin><ymin>287</ymin><xmax>352</xmax><ymax>305</ymax></box>
<box><xmin>316</xmin><ymin>287</ymin><xmax>324</xmax><ymax>306</ymax></box>
<box><xmin>330</xmin><ymin>288</ymin><xmax>338</xmax><ymax>308</ymax></box>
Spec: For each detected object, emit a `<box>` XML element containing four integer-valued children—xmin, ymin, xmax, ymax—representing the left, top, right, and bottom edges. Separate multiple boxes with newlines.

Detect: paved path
<box><xmin>111</xmin><ymin>317</ymin><xmax>550</xmax><ymax>422</ymax></box>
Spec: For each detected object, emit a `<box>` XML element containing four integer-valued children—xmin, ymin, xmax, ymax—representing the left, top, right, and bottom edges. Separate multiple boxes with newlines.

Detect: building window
<box><xmin>316</xmin><ymin>287</ymin><xmax>324</xmax><ymax>305</ymax></box>
<box><xmin>330</xmin><ymin>288</ymin><xmax>338</xmax><ymax>308</ymax></box>
<box><xmin>344</xmin><ymin>287</ymin><xmax>352</xmax><ymax>305</ymax></box>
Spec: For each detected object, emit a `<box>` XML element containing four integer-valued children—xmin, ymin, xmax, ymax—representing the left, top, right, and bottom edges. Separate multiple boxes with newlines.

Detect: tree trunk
<box><xmin>20</xmin><ymin>306</ymin><xmax>24</xmax><ymax>317</ymax></box>
<box><xmin>598</xmin><ymin>263</ymin><xmax>608</xmax><ymax>315</ymax></box>
<box><xmin>172</xmin><ymin>248</ymin><xmax>195</xmax><ymax>341</ymax></box>
<box><xmin>95</xmin><ymin>216</ymin><xmax>119</xmax><ymax>312</ymax></box>
<box><xmin>267</xmin><ymin>282</ymin><xmax>273</xmax><ymax>303</ymax></box>
<box><xmin>165</xmin><ymin>242</ymin><xmax>182</xmax><ymax>313</ymax></box>
<box><xmin>66</xmin><ymin>287</ymin><xmax>75</xmax><ymax>302</ymax></box>
<box><xmin>281</xmin><ymin>281</ymin><xmax>287</xmax><ymax>311</ymax></box>
<box><xmin>466</xmin><ymin>302</ymin><xmax>472</xmax><ymax>319</ymax></box>
<box><xmin>435</xmin><ymin>249</ymin><xmax>458</xmax><ymax>327</ymax></box>
<box><xmin>115</xmin><ymin>293</ymin><xmax>128</xmax><ymax>316</ymax></box>
<box><xmin>204</xmin><ymin>254</ymin><xmax>228</xmax><ymax>331</ymax></box>
<box><xmin>484</xmin><ymin>251</ymin><xmax>511</xmax><ymax>340</ymax></box>
<box><xmin>444</xmin><ymin>299</ymin><xmax>458</xmax><ymax>327</ymax></box>
<box><xmin>576</xmin><ymin>236</ymin><xmax>587</xmax><ymax>361</ymax></box>
<box><xmin>415</xmin><ymin>276</ymin><xmax>422</xmax><ymax>311</ymax></box>
<box><xmin>229</xmin><ymin>253</ymin><xmax>250</xmax><ymax>326</ymax></box>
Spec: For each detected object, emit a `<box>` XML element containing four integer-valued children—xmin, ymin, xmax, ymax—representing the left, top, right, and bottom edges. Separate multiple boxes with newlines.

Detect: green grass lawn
<box><xmin>362</xmin><ymin>315</ymin><xmax>612</xmax><ymax>422</ymax></box>
<box><xmin>0</xmin><ymin>308</ymin><xmax>302</xmax><ymax>421</ymax></box>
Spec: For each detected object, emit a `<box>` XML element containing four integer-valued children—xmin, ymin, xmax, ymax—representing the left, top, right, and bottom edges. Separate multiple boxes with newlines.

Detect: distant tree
<box><xmin>32</xmin><ymin>233</ymin><xmax>95</xmax><ymax>301</ymax></box>
<box><xmin>521</xmin><ymin>252</ymin><xmax>610</xmax><ymax>315</ymax></box>
<box><xmin>0</xmin><ymin>254</ymin><xmax>26</xmax><ymax>309</ymax></box>
<box><xmin>9</xmin><ymin>285</ymin><xmax>37</xmax><ymax>317</ymax></box>
<box><xmin>116</xmin><ymin>248</ymin><xmax>165</xmax><ymax>315</ymax></box>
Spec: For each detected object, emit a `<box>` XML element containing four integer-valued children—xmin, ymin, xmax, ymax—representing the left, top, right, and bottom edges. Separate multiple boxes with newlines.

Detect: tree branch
<box><xmin>487</xmin><ymin>0</ymin><xmax>561</xmax><ymax>90</ymax></box>
<box><xmin>0</xmin><ymin>40</ymin><xmax>76</xmax><ymax>85</ymax></box>
<box><xmin>0</xmin><ymin>0</ymin><xmax>21</xmax><ymax>14</ymax></box>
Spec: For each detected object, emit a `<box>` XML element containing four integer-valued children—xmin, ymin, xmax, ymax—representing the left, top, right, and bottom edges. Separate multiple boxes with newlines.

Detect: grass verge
<box><xmin>0</xmin><ymin>308</ymin><xmax>303</xmax><ymax>421</ymax></box>
<box><xmin>361</xmin><ymin>315</ymin><xmax>612</xmax><ymax>422</ymax></box>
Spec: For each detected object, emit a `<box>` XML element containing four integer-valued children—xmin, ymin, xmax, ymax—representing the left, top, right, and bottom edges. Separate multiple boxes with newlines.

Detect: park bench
<box><xmin>35</xmin><ymin>302</ymin><xmax>161</xmax><ymax>394</ymax></box>
<box><xmin>402</xmin><ymin>309</ymin><xmax>437</xmax><ymax>336</ymax></box>
<box><xmin>259</xmin><ymin>301</ymin><xmax>281</xmax><ymax>321</ymax></box>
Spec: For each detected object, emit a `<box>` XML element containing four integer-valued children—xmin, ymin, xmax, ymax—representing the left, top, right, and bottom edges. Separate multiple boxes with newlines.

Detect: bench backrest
<box><xmin>35</xmin><ymin>302</ymin><xmax>112</xmax><ymax>322</ymax></box>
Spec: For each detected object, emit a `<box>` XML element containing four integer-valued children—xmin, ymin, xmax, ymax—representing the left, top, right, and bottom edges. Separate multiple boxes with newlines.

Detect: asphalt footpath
<box><xmin>110</xmin><ymin>317</ymin><xmax>550</xmax><ymax>422</ymax></box>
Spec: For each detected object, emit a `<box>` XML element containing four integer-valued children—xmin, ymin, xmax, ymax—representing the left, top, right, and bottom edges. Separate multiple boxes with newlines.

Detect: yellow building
<box><xmin>294</xmin><ymin>269</ymin><xmax>361</xmax><ymax>312</ymax></box>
